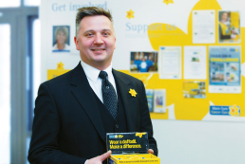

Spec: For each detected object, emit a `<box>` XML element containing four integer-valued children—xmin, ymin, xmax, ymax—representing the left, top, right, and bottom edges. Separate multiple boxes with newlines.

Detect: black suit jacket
<box><xmin>28</xmin><ymin>63</ymin><xmax>157</xmax><ymax>164</ymax></box>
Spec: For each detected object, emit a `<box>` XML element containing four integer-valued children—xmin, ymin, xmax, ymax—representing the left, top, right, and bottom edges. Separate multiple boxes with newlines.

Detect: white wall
<box><xmin>152</xmin><ymin>120</ymin><xmax>245</xmax><ymax>164</ymax></box>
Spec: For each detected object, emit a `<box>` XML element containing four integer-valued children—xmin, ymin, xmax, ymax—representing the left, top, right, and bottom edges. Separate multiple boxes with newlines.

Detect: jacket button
<box><xmin>115</xmin><ymin>124</ymin><xmax>119</xmax><ymax>128</ymax></box>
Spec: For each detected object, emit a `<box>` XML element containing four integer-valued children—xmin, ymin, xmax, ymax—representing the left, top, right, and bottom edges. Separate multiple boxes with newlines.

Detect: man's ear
<box><xmin>74</xmin><ymin>36</ymin><xmax>80</xmax><ymax>50</ymax></box>
<box><xmin>114</xmin><ymin>38</ymin><xmax>116</xmax><ymax>49</ymax></box>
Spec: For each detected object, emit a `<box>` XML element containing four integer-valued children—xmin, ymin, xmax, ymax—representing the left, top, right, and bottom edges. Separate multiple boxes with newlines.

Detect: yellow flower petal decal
<box><xmin>129</xmin><ymin>88</ymin><xmax>137</xmax><ymax>97</ymax></box>
<box><xmin>163</xmin><ymin>0</ymin><xmax>174</xmax><ymax>5</ymax></box>
<box><xmin>126</xmin><ymin>9</ymin><xmax>134</xmax><ymax>19</ymax></box>
<box><xmin>229</xmin><ymin>105</ymin><xmax>240</xmax><ymax>116</ymax></box>
<box><xmin>57</xmin><ymin>62</ymin><xmax>64</xmax><ymax>70</ymax></box>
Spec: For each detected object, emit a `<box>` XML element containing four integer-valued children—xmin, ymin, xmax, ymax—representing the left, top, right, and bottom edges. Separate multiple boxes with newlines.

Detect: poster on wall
<box><xmin>154</xmin><ymin>89</ymin><xmax>166</xmax><ymax>113</ymax></box>
<box><xmin>183</xmin><ymin>81</ymin><xmax>206</xmax><ymax>98</ymax></box>
<box><xmin>192</xmin><ymin>10</ymin><xmax>215</xmax><ymax>44</ymax></box>
<box><xmin>146</xmin><ymin>89</ymin><xmax>154</xmax><ymax>112</ymax></box>
<box><xmin>130</xmin><ymin>52</ymin><xmax>158</xmax><ymax>73</ymax></box>
<box><xmin>209</xmin><ymin>46</ymin><xmax>241</xmax><ymax>93</ymax></box>
<box><xmin>218</xmin><ymin>10</ymin><xmax>240</xmax><ymax>43</ymax></box>
<box><xmin>184</xmin><ymin>46</ymin><xmax>207</xmax><ymax>79</ymax></box>
<box><xmin>159</xmin><ymin>46</ymin><xmax>182</xmax><ymax>79</ymax></box>
<box><xmin>52</xmin><ymin>26</ymin><xmax>71</xmax><ymax>52</ymax></box>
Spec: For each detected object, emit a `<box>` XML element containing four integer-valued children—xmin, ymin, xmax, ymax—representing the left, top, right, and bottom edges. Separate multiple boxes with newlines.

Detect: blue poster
<box><xmin>146</xmin><ymin>89</ymin><xmax>154</xmax><ymax>112</ymax></box>
<box><xmin>209</xmin><ymin>46</ymin><xmax>241</xmax><ymax>93</ymax></box>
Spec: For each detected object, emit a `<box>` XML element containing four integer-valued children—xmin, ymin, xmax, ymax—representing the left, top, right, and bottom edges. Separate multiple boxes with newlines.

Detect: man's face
<box><xmin>149</xmin><ymin>53</ymin><xmax>153</xmax><ymax>60</ymax></box>
<box><xmin>74</xmin><ymin>15</ymin><xmax>116</xmax><ymax>70</ymax></box>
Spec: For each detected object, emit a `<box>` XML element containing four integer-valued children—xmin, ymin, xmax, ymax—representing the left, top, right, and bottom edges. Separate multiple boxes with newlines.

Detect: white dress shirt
<box><xmin>81</xmin><ymin>60</ymin><xmax>118</xmax><ymax>164</ymax></box>
<box><xmin>80</xmin><ymin>60</ymin><xmax>117</xmax><ymax>103</ymax></box>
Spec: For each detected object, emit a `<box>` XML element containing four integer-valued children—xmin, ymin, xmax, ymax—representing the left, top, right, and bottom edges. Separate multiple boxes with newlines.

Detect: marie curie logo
<box><xmin>210</xmin><ymin>105</ymin><xmax>240</xmax><ymax>116</ymax></box>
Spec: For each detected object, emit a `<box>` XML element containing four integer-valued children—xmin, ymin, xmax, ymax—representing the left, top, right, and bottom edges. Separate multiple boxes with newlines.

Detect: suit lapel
<box><xmin>70</xmin><ymin>63</ymin><xmax>106</xmax><ymax>142</ymax></box>
<box><xmin>113</xmin><ymin>69</ymin><xmax>138</xmax><ymax>132</ymax></box>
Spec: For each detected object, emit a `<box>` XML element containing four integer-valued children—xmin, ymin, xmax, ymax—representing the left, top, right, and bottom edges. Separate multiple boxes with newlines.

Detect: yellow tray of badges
<box><xmin>109</xmin><ymin>154</ymin><xmax>160</xmax><ymax>164</ymax></box>
<box><xmin>106</xmin><ymin>132</ymin><xmax>160</xmax><ymax>164</ymax></box>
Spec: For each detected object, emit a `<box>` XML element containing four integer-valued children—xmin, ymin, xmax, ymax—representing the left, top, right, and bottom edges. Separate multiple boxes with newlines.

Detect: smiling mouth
<box><xmin>91</xmin><ymin>48</ymin><xmax>106</xmax><ymax>51</ymax></box>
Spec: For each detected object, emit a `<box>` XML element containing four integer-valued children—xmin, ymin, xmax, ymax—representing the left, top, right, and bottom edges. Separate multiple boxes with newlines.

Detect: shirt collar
<box><xmin>80</xmin><ymin>60</ymin><xmax>113</xmax><ymax>82</ymax></box>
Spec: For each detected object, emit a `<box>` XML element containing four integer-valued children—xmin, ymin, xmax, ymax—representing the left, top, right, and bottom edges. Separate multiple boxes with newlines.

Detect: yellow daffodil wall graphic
<box><xmin>57</xmin><ymin>62</ymin><xmax>64</xmax><ymax>70</ymax></box>
<box><xmin>163</xmin><ymin>0</ymin><xmax>174</xmax><ymax>5</ymax></box>
<box><xmin>129</xmin><ymin>89</ymin><xmax>137</xmax><ymax>97</ymax></box>
<box><xmin>139</xmin><ymin>76</ymin><xmax>149</xmax><ymax>86</ymax></box>
<box><xmin>229</xmin><ymin>105</ymin><xmax>240</xmax><ymax>116</ymax></box>
<box><xmin>126</xmin><ymin>9</ymin><xmax>134</xmax><ymax>19</ymax></box>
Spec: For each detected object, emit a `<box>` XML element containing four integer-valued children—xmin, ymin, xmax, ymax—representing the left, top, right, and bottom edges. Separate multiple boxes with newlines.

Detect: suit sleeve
<box><xmin>28</xmin><ymin>83</ymin><xmax>86</xmax><ymax>164</ymax></box>
<box><xmin>139</xmin><ymin>81</ymin><xmax>158</xmax><ymax>156</ymax></box>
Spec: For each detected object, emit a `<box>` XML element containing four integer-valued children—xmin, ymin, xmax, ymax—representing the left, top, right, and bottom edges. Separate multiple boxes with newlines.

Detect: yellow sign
<box><xmin>47</xmin><ymin>62</ymin><xmax>70</xmax><ymax>80</ymax></box>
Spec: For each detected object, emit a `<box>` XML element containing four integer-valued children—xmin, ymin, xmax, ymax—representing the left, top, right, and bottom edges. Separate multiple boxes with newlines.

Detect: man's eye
<box><xmin>103</xmin><ymin>32</ymin><xmax>110</xmax><ymax>36</ymax></box>
<box><xmin>86</xmin><ymin>33</ymin><xmax>93</xmax><ymax>37</ymax></box>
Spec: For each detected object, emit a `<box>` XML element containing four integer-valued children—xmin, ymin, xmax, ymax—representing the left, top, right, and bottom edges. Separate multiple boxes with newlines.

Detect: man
<box><xmin>146</xmin><ymin>53</ymin><xmax>154</xmax><ymax>69</ymax></box>
<box><xmin>139</xmin><ymin>57</ymin><xmax>148</xmax><ymax>72</ymax></box>
<box><xmin>28</xmin><ymin>7</ymin><xmax>157</xmax><ymax>164</ymax></box>
<box><xmin>132</xmin><ymin>52</ymin><xmax>141</xmax><ymax>71</ymax></box>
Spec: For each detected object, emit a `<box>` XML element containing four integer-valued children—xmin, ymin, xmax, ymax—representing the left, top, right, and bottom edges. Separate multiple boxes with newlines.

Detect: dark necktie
<box><xmin>99</xmin><ymin>71</ymin><xmax>118</xmax><ymax>119</ymax></box>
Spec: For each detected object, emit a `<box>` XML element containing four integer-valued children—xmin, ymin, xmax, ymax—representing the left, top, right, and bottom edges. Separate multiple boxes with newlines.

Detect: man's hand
<box><xmin>85</xmin><ymin>150</ymin><xmax>111</xmax><ymax>164</ymax></box>
<box><xmin>148</xmin><ymin>149</ymin><xmax>154</xmax><ymax>154</ymax></box>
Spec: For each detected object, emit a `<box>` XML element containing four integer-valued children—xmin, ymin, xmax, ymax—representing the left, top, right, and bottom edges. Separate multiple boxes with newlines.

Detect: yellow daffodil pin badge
<box><xmin>129</xmin><ymin>88</ymin><xmax>137</xmax><ymax>97</ymax></box>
